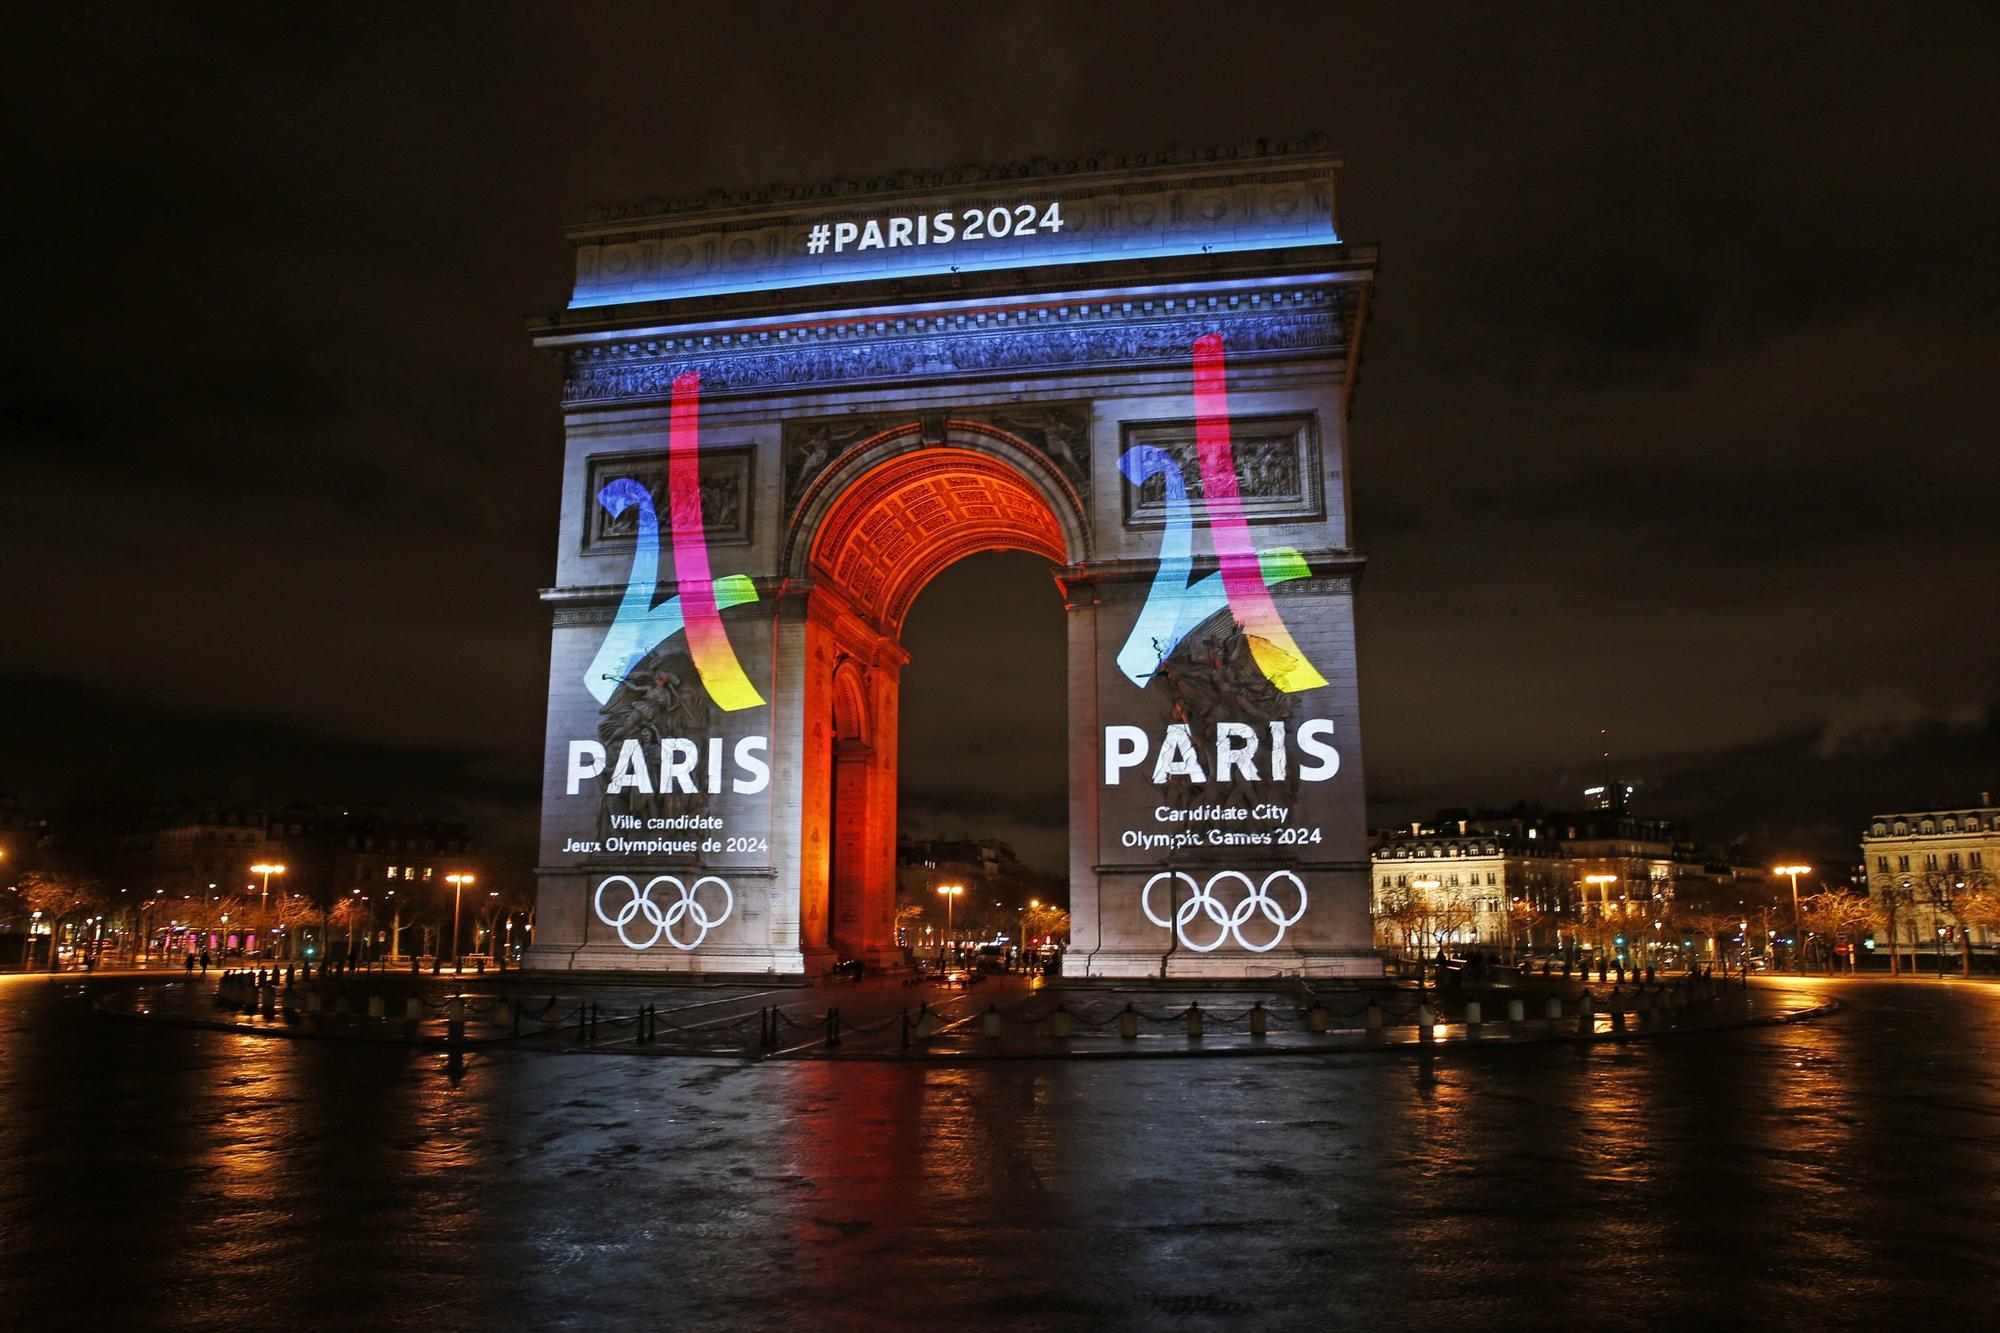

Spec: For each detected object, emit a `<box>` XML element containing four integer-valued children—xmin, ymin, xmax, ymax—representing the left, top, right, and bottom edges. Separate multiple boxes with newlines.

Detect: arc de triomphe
<box><xmin>526</xmin><ymin>138</ymin><xmax>1381</xmax><ymax>979</ymax></box>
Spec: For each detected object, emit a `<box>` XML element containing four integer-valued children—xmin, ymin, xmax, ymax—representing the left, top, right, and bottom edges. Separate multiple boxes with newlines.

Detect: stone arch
<box><xmin>784</xmin><ymin>422</ymin><xmax>1090</xmax><ymax>631</ymax></box>
<box><xmin>789</xmin><ymin>429</ymin><xmax>1080</xmax><ymax>969</ymax></box>
<box><xmin>830</xmin><ymin>657</ymin><xmax>870</xmax><ymax>745</ymax></box>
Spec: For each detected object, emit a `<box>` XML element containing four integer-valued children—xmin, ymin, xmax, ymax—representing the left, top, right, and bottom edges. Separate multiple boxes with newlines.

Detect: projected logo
<box><xmin>1116</xmin><ymin>334</ymin><xmax>1326</xmax><ymax>695</ymax></box>
<box><xmin>1141</xmin><ymin>869</ymin><xmax>1308</xmax><ymax>953</ymax></box>
<box><xmin>593</xmin><ymin>873</ymin><xmax>735</xmax><ymax>950</ymax></box>
<box><xmin>585</xmin><ymin>370</ymin><xmax>764</xmax><ymax>712</ymax></box>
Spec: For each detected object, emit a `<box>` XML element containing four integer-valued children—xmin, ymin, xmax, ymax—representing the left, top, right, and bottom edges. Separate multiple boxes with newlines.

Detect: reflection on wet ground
<box><xmin>0</xmin><ymin>974</ymin><xmax>1992</xmax><ymax>1328</ymax></box>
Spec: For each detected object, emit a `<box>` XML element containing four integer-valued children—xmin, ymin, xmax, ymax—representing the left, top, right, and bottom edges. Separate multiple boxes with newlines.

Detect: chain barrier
<box><xmin>209</xmin><ymin>969</ymin><xmax>1736</xmax><ymax>1053</ymax></box>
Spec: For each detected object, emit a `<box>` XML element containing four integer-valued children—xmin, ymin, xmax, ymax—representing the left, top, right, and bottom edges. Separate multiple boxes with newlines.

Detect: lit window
<box><xmin>386</xmin><ymin>866</ymin><xmax>397</xmax><ymax>880</ymax></box>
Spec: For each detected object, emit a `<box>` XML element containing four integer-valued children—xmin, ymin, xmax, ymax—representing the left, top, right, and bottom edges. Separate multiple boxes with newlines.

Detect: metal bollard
<box><xmin>1577</xmin><ymin>990</ymin><xmax>1595</xmax><ymax>1035</ymax></box>
<box><xmin>448</xmin><ymin>995</ymin><xmax>465</xmax><ymax>1043</ymax></box>
<box><xmin>982</xmin><ymin>1005</ymin><xmax>1002</xmax><ymax>1039</ymax></box>
<box><xmin>1507</xmin><ymin>997</ymin><xmax>1525</xmax><ymax>1035</ymax></box>
<box><xmin>1307</xmin><ymin>1003</ymin><xmax>1328</xmax><ymax>1033</ymax></box>
<box><xmin>1610</xmin><ymin>1005</ymin><xmax>1627</xmax><ymax>1034</ymax></box>
<box><xmin>1365</xmin><ymin>1003</ymin><xmax>1385</xmax><ymax>1034</ymax></box>
<box><xmin>1416</xmin><ymin>1001</ymin><xmax>1436</xmax><ymax>1040</ymax></box>
<box><xmin>261</xmin><ymin>984</ymin><xmax>277</xmax><ymax>1020</ymax></box>
<box><xmin>1545</xmin><ymin>996</ymin><xmax>1563</xmax><ymax>1022</ymax></box>
<box><xmin>1249</xmin><ymin>1003</ymin><xmax>1268</xmax><ymax>1037</ymax></box>
<box><xmin>333</xmin><ymin>994</ymin><xmax>351</xmax><ymax>1016</ymax></box>
<box><xmin>405</xmin><ymin>995</ymin><xmax>424</xmax><ymax>1023</ymax></box>
<box><xmin>1119</xmin><ymin>1003</ymin><xmax>1138</xmax><ymax>1040</ymax></box>
<box><xmin>495</xmin><ymin>1000</ymin><xmax>513</xmax><ymax>1031</ymax></box>
<box><xmin>915</xmin><ymin>1003</ymin><xmax>934</xmax><ymax>1041</ymax></box>
<box><xmin>304</xmin><ymin>988</ymin><xmax>322</xmax><ymax>1014</ymax></box>
<box><xmin>1464</xmin><ymin>1000</ymin><xmax>1483</xmax><ymax>1030</ymax></box>
<box><xmin>826</xmin><ymin>1007</ymin><xmax>841</xmax><ymax>1048</ymax></box>
<box><xmin>366</xmin><ymin>995</ymin><xmax>385</xmax><ymax>1019</ymax></box>
<box><xmin>1051</xmin><ymin>1004</ymin><xmax>1073</xmax><ymax>1039</ymax></box>
<box><xmin>1186</xmin><ymin>1004</ymin><xmax>1203</xmax><ymax>1039</ymax></box>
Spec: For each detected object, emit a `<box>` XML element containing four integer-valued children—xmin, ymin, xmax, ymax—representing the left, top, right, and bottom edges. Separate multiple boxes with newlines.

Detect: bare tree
<box><xmin>1374</xmin><ymin>880</ymin><xmax>1476</xmax><ymax>985</ymax></box>
<box><xmin>1799</xmin><ymin>889</ymin><xmax>1875</xmax><ymax>972</ymax></box>
<box><xmin>1022</xmin><ymin>903</ymin><xmax>1071</xmax><ymax>947</ymax></box>
<box><xmin>18</xmin><ymin>870</ymin><xmax>105</xmax><ymax>971</ymax></box>
<box><xmin>1895</xmin><ymin>868</ymin><xmax>1996</xmax><ymax>976</ymax></box>
<box><xmin>1869</xmin><ymin>879</ymin><xmax>1912</xmax><ymax>976</ymax></box>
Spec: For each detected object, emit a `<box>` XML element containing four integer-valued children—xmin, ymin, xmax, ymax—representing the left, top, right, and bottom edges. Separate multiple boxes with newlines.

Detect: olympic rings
<box><xmin>593</xmin><ymin>873</ymin><xmax>734</xmax><ymax>951</ymax></box>
<box><xmin>1141</xmin><ymin>869</ymin><xmax>1308</xmax><ymax>953</ymax></box>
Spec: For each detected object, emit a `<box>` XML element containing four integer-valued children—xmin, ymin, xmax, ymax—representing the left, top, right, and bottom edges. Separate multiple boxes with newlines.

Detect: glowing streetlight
<box><xmin>1017</xmin><ymin>897</ymin><xmax>1042</xmax><ymax>965</ymax></box>
<box><xmin>936</xmin><ymin>883</ymin><xmax>964</xmax><ymax>968</ymax></box>
<box><xmin>1773</xmin><ymin>864</ymin><xmax>1811</xmax><ymax>972</ymax></box>
<box><xmin>250</xmin><ymin>862</ymin><xmax>285</xmax><ymax>917</ymax></box>
<box><xmin>445</xmin><ymin>873</ymin><xmax>475</xmax><ymax>967</ymax></box>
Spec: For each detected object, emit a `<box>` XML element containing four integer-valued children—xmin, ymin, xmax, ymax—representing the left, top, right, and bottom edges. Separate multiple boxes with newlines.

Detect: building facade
<box><xmin>1862</xmin><ymin>799</ymin><xmax>2000</xmax><ymax>966</ymax></box>
<box><xmin>1371</xmin><ymin>794</ymin><xmax>1776</xmax><ymax>969</ymax></box>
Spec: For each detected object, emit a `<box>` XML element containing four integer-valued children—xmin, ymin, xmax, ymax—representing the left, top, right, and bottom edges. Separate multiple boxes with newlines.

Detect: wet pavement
<box><xmin>1</xmin><ymin>972</ymin><xmax>1993</xmax><ymax>1329</ymax></box>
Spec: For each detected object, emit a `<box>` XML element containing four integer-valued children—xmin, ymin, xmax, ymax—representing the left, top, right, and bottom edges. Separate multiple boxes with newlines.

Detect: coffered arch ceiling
<box><xmin>808</xmin><ymin>447</ymin><xmax>1067</xmax><ymax>637</ymax></box>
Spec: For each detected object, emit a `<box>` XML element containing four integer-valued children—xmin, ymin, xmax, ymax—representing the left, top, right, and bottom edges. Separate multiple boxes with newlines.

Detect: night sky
<box><xmin>5</xmin><ymin>4</ymin><xmax>1995</xmax><ymax>874</ymax></box>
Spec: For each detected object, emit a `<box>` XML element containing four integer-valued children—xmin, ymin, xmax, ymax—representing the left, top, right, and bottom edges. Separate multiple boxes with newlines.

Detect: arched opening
<box><xmin>793</xmin><ymin>440</ymin><xmax>1080</xmax><ymax>968</ymax></box>
<box><xmin>898</xmin><ymin>551</ymin><xmax>1068</xmax><ymax>963</ymax></box>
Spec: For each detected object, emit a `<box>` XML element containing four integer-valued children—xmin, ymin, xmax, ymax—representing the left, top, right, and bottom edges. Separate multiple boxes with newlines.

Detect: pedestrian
<box><xmin>199</xmin><ymin>949</ymin><xmax>210</xmax><ymax>975</ymax></box>
<box><xmin>184</xmin><ymin>952</ymin><xmax>196</xmax><ymax>976</ymax></box>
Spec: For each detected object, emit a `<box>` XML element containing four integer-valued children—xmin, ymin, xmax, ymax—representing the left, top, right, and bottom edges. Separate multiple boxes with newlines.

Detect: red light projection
<box><xmin>808</xmin><ymin>447</ymin><xmax>1068</xmax><ymax>635</ymax></box>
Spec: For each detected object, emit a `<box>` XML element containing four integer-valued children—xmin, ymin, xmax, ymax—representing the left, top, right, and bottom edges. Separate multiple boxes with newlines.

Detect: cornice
<box><xmin>557</xmin><ymin>286</ymin><xmax>1357</xmax><ymax>405</ymax></box>
<box><xmin>579</xmin><ymin>135</ymin><xmax>1338</xmax><ymax>229</ymax></box>
<box><xmin>531</xmin><ymin>244</ymin><xmax>1373</xmax><ymax>341</ymax></box>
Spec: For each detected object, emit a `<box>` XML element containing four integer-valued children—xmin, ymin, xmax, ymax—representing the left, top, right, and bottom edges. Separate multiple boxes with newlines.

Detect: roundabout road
<box><xmin>0</xmin><ymin>972</ymin><xmax>1992</xmax><ymax>1329</ymax></box>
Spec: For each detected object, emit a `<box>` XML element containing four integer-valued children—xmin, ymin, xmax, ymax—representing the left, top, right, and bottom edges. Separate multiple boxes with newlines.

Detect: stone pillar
<box><xmin>1061</xmin><ymin>581</ymin><xmax>1103</xmax><ymax>977</ymax></box>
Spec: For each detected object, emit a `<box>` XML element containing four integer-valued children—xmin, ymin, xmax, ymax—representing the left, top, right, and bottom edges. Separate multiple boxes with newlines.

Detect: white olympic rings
<box><xmin>1141</xmin><ymin>869</ymin><xmax>1307</xmax><ymax>953</ymax></box>
<box><xmin>593</xmin><ymin>874</ymin><xmax>734</xmax><ymax>951</ymax></box>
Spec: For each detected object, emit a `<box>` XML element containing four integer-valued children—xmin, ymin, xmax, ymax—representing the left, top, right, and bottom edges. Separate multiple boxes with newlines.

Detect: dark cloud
<box><xmin>4</xmin><ymin>4</ymin><xmax>1994</xmax><ymax>873</ymax></box>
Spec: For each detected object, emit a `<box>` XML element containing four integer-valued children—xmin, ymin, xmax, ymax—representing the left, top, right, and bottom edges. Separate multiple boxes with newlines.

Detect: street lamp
<box><xmin>1583</xmin><ymin>873</ymin><xmax>1618</xmax><ymax>971</ymax></box>
<box><xmin>1774</xmin><ymin>864</ymin><xmax>1811</xmax><ymax>973</ymax></box>
<box><xmin>445</xmin><ymin>873</ymin><xmax>475</xmax><ymax>968</ymax></box>
<box><xmin>250</xmin><ymin>863</ymin><xmax>285</xmax><ymax>943</ymax></box>
<box><xmin>936</xmin><ymin>883</ymin><xmax>964</xmax><ymax>969</ymax></box>
<box><xmin>1017</xmin><ymin>897</ymin><xmax>1041</xmax><ymax>970</ymax></box>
